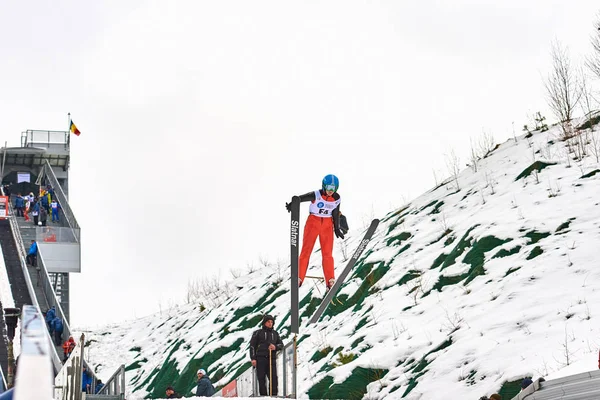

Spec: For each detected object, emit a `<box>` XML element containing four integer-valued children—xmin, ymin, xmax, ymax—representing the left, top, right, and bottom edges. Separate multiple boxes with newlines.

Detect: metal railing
<box><xmin>96</xmin><ymin>365</ymin><xmax>126</xmax><ymax>399</ymax></box>
<box><xmin>7</xmin><ymin>200</ymin><xmax>65</xmax><ymax>373</ymax></box>
<box><xmin>42</xmin><ymin>159</ymin><xmax>80</xmax><ymax>232</ymax></box>
<box><xmin>21</xmin><ymin>130</ymin><xmax>69</xmax><ymax>149</ymax></box>
<box><xmin>214</xmin><ymin>340</ymin><xmax>296</xmax><ymax>397</ymax></box>
<box><xmin>0</xmin><ymin>366</ymin><xmax>6</xmax><ymax>393</ymax></box>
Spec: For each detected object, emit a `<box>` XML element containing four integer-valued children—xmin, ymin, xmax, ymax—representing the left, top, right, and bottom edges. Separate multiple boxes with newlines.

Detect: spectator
<box><xmin>31</xmin><ymin>201</ymin><xmax>40</xmax><ymax>226</ymax></box>
<box><xmin>39</xmin><ymin>205</ymin><xmax>47</xmax><ymax>226</ymax></box>
<box><xmin>82</xmin><ymin>365</ymin><xmax>93</xmax><ymax>393</ymax></box>
<box><xmin>14</xmin><ymin>194</ymin><xmax>24</xmax><ymax>217</ymax></box>
<box><xmin>23</xmin><ymin>196</ymin><xmax>30</xmax><ymax>222</ymax></box>
<box><xmin>45</xmin><ymin>306</ymin><xmax>56</xmax><ymax>331</ymax></box>
<box><xmin>3</xmin><ymin>184</ymin><xmax>11</xmax><ymax>198</ymax></box>
<box><xmin>165</xmin><ymin>386</ymin><xmax>182</xmax><ymax>398</ymax></box>
<box><xmin>195</xmin><ymin>369</ymin><xmax>215</xmax><ymax>397</ymax></box>
<box><xmin>94</xmin><ymin>379</ymin><xmax>104</xmax><ymax>394</ymax></box>
<box><xmin>26</xmin><ymin>240</ymin><xmax>37</xmax><ymax>267</ymax></box>
<box><xmin>521</xmin><ymin>378</ymin><xmax>533</xmax><ymax>391</ymax></box>
<box><xmin>249</xmin><ymin>314</ymin><xmax>283</xmax><ymax>396</ymax></box>
<box><xmin>52</xmin><ymin>316</ymin><xmax>64</xmax><ymax>346</ymax></box>
<box><xmin>51</xmin><ymin>199</ymin><xmax>60</xmax><ymax>223</ymax></box>
<box><xmin>62</xmin><ymin>336</ymin><xmax>76</xmax><ymax>361</ymax></box>
<box><xmin>40</xmin><ymin>191</ymin><xmax>49</xmax><ymax>213</ymax></box>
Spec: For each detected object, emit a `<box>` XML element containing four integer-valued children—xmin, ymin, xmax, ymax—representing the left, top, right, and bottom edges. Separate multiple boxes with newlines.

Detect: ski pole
<box><xmin>269</xmin><ymin>348</ymin><xmax>273</xmax><ymax>396</ymax></box>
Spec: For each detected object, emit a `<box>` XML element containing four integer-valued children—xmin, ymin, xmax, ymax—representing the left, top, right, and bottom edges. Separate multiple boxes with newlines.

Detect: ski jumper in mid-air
<box><xmin>286</xmin><ymin>174</ymin><xmax>345</xmax><ymax>289</ymax></box>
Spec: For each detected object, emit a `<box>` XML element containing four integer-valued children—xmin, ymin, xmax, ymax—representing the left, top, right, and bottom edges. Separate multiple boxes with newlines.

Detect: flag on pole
<box><xmin>69</xmin><ymin>120</ymin><xmax>81</xmax><ymax>136</ymax></box>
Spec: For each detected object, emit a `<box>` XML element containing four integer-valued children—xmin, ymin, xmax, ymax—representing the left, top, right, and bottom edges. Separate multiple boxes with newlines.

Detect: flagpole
<box><xmin>67</xmin><ymin>112</ymin><xmax>71</xmax><ymax>148</ymax></box>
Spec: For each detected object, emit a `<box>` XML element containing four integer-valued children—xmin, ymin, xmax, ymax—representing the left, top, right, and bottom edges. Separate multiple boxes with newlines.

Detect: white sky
<box><xmin>0</xmin><ymin>1</ymin><xmax>598</xmax><ymax>327</ymax></box>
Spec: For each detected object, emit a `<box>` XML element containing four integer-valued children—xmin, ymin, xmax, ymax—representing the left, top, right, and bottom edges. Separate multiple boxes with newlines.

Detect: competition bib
<box><xmin>308</xmin><ymin>190</ymin><xmax>340</xmax><ymax>218</ymax></box>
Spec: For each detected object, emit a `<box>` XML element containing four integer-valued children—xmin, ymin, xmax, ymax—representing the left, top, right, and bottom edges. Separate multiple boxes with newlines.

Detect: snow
<box><xmin>78</xmin><ymin>121</ymin><xmax>600</xmax><ymax>399</ymax></box>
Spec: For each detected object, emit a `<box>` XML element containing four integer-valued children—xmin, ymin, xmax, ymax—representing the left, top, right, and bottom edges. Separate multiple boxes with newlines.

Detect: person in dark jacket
<box><xmin>26</xmin><ymin>240</ymin><xmax>37</xmax><ymax>267</ymax></box>
<box><xmin>195</xmin><ymin>369</ymin><xmax>215</xmax><ymax>397</ymax></box>
<box><xmin>39</xmin><ymin>205</ymin><xmax>48</xmax><ymax>226</ymax></box>
<box><xmin>94</xmin><ymin>380</ymin><xmax>104</xmax><ymax>394</ymax></box>
<box><xmin>249</xmin><ymin>314</ymin><xmax>284</xmax><ymax>396</ymax></box>
<box><xmin>14</xmin><ymin>194</ymin><xmax>24</xmax><ymax>217</ymax></box>
<box><xmin>165</xmin><ymin>385</ymin><xmax>182</xmax><ymax>398</ymax></box>
<box><xmin>52</xmin><ymin>316</ymin><xmax>64</xmax><ymax>346</ymax></box>
<box><xmin>82</xmin><ymin>365</ymin><xmax>93</xmax><ymax>393</ymax></box>
<box><xmin>45</xmin><ymin>306</ymin><xmax>55</xmax><ymax>333</ymax></box>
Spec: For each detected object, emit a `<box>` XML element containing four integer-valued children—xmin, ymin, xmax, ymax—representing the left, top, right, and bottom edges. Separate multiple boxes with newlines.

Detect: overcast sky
<box><xmin>1</xmin><ymin>1</ymin><xmax>598</xmax><ymax>327</ymax></box>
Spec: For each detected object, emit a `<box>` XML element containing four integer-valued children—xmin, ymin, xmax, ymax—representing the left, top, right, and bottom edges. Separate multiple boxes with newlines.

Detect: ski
<box><xmin>290</xmin><ymin>196</ymin><xmax>301</xmax><ymax>335</ymax></box>
<box><xmin>308</xmin><ymin>219</ymin><xmax>380</xmax><ymax>325</ymax></box>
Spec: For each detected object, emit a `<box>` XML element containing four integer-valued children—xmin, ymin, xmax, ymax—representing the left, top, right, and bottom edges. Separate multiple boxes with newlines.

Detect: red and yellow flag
<box><xmin>70</xmin><ymin>120</ymin><xmax>81</xmax><ymax>136</ymax></box>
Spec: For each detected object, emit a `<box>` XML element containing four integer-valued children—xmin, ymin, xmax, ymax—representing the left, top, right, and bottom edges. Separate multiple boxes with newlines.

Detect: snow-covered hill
<box><xmin>82</xmin><ymin>119</ymin><xmax>600</xmax><ymax>399</ymax></box>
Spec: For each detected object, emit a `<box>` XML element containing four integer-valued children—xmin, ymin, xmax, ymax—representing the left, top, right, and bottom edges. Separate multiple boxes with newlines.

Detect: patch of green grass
<box><xmin>493</xmin><ymin>245</ymin><xmax>521</xmax><ymax>259</ymax></box>
<box><xmin>556</xmin><ymin>218</ymin><xmax>575</xmax><ymax>233</ymax></box>
<box><xmin>310</xmin><ymin>346</ymin><xmax>333</xmax><ymax>363</ymax></box>
<box><xmin>526</xmin><ymin>246</ymin><xmax>543</xmax><ymax>260</ymax></box>
<box><xmin>145</xmin><ymin>338</ymin><xmax>186</xmax><ymax>397</ymax></box>
<box><xmin>504</xmin><ymin>267</ymin><xmax>521</xmax><ymax>277</ymax></box>
<box><xmin>386</xmin><ymin>231</ymin><xmax>412</xmax><ymax>247</ymax></box>
<box><xmin>581</xmin><ymin>169</ymin><xmax>600</xmax><ymax>179</ymax></box>
<box><xmin>524</xmin><ymin>230</ymin><xmax>550</xmax><ymax>245</ymax></box>
<box><xmin>515</xmin><ymin>161</ymin><xmax>557</xmax><ymax>181</ymax></box>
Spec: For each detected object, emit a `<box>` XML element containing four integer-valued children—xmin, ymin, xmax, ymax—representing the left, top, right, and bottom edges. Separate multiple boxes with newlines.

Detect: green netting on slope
<box><xmin>386</xmin><ymin>231</ymin><xmax>412</xmax><ymax>247</ymax></box>
<box><xmin>401</xmin><ymin>338</ymin><xmax>453</xmax><ymax>397</ymax></box>
<box><xmin>581</xmin><ymin>169</ymin><xmax>600</xmax><ymax>179</ymax></box>
<box><xmin>524</xmin><ymin>230</ymin><xmax>550</xmax><ymax>245</ymax></box>
<box><xmin>556</xmin><ymin>218</ymin><xmax>575</xmax><ymax>233</ymax></box>
<box><xmin>323</xmin><ymin>261</ymin><xmax>391</xmax><ymax>318</ymax></box>
<box><xmin>308</xmin><ymin>367</ymin><xmax>389</xmax><ymax>400</ymax></box>
<box><xmin>493</xmin><ymin>245</ymin><xmax>521</xmax><ymax>259</ymax></box>
<box><xmin>427</xmin><ymin>235</ymin><xmax>507</xmax><ymax>293</ymax></box>
<box><xmin>515</xmin><ymin>161</ymin><xmax>557</xmax><ymax>181</ymax></box>
<box><xmin>440</xmin><ymin>226</ymin><xmax>479</xmax><ymax>271</ymax></box>
<box><xmin>526</xmin><ymin>246</ymin><xmax>543</xmax><ymax>260</ymax></box>
<box><xmin>310</xmin><ymin>346</ymin><xmax>333</xmax><ymax>363</ymax></box>
<box><xmin>145</xmin><ymin>338</ymin><xmax>185</xmax><ymax>398</ymax></box>
<box><xmin>498</xmin><ymin>378</ymin><xmax>524</xmax><ymax>399</ymax></box>
<box><xmin>382</xmin><ymin>204</ymin><xmax>410</xmax><ymax>224</ymax></box>
<box><xmin>428</xmin><ymin>201</ymin><xmax>444</xmax><ymax>215</ymax></box>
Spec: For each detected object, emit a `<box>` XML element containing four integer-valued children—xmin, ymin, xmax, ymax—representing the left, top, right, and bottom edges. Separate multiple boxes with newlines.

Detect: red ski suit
<box><xmin>298</xmin><ymin>191</ymin><xmax>341</xmax><ymax>286</ymax></box>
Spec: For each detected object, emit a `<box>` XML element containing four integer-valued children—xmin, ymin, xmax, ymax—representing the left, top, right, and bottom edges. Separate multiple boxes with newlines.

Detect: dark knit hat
<box><xmin>521</xmin><ymin>378</ymin><xmax>533</xmax><ymax>389</ymax></box>
<box><xmin>262</xmin><ymin>314</ymin><xmax>274</xmax><ymax>325</ymax></box>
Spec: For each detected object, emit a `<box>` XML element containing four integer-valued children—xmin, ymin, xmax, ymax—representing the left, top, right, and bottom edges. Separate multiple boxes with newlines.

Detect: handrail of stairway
<box><xmin>0</xmin><ymin>366</ymin><xmax>6</xmax><ymax>393</ymax></box>
<box><xmin>6</xmin><ymin>201</ymin><xmax>64</xmax><ymax>374</ymax></box>
<box><xmin>42</xmin><ymin>159</ymin><xmax>80</xmax><ymax>232</ymax></box>
<box><xmin>96</xmin><ymin>364</ymin><xmax>126</xmax><ymax>398</ymax></box>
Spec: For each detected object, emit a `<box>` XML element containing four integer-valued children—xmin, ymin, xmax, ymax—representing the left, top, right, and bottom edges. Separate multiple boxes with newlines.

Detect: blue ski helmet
<box><xmin>322</xmin><ymin>174</ymin><xmax>339</xmax><ymax>192</ymax></box>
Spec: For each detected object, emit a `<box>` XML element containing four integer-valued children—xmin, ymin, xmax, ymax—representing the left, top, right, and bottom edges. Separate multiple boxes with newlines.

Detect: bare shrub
<box><xmin>586</xmin><ymin>13</ymin><xmax>600</xmax><ymax>80</ymax></box>
<box><xmin>544</xmin><ymin>40</ymin><xmax>582</xmax><ymax>140</ymax></box>
<box><xmin>444</xmin><ymin>149</ymin><xmax>461</xmax><ymax>191</ymax></box>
